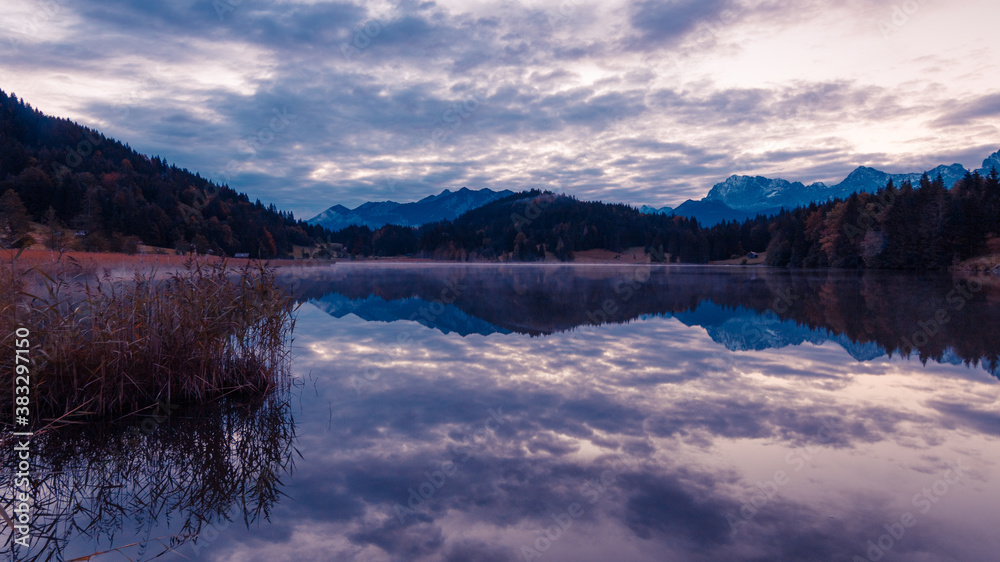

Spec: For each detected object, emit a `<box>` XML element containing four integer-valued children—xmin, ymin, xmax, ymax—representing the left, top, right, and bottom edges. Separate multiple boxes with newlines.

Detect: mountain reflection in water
<box><xmin>283</xmin><ymin>264</ymin><xmax>1000</xmax><ymax>376</ymax></box>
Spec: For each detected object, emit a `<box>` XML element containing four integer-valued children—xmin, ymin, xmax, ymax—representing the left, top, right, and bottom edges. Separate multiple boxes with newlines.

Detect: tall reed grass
<box><xmin>0</xmin><ymin>254</ymin><xmax>296</xmax><ymax>419</ymax></box>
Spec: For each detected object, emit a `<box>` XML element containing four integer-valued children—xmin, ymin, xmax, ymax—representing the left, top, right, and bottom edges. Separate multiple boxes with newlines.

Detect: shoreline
<box><xmin>7</xmin><ymin>249</ymin><xmax>999</xmax><ymax>275</ymax></box>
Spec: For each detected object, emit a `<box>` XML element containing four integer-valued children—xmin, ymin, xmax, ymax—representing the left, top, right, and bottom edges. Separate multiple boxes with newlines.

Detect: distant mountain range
<box><xmin>310</xmin><ymin>149</ymin><xmax>1000</xmax><ymax>230</ymax></box>
<box><xmin>308</xmin><ymin>187</ymin><xmax>513</xmax><ymax>230</ymax></box>
<box><xmin>648</xmin><ymin>149</ymin><xmax>1000</xmax><ymax>226</ymax></box>
<box><xmin>639</xmin><ymin>205</ymin><xmax>673</xmax><ymax>215</ymax></box>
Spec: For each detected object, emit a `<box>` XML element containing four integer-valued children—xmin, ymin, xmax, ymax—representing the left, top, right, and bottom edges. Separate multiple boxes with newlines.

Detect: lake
<box><xmin>5</xmin><ymin>264</ymin><xmax>1000</xmax><ymax>561</ymax></box>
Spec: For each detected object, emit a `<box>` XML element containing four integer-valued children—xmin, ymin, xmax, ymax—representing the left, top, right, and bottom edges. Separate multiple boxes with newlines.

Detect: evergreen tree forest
<box><xmin>328</xmin><ymin>191</ymin><xmax>772</xmax><ymax>263</ymax></box>
<box><xmin>328</xmin><ymin>172</ymin><xmax>1000</xmax><ymax>270</ymax></box>
<box><xmin>764</xmin><ymin>172</ymin><xmax>1000</xmax><ymax>269</ymax></box>
<box><xmin>0</xmin><ymin>89</ymin><xmax>328</xmax><ymax>257</ymax></box>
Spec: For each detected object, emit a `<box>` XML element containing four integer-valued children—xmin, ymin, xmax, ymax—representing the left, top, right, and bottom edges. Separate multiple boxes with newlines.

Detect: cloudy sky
<box><xmin>2</xmin><ymin>0</ymin><xmax>998</xmax><ymax>219</ymax></box>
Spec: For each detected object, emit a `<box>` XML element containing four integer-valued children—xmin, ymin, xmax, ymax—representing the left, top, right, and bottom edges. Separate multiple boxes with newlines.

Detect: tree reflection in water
<box><xmin>282</xmin><ymin>264</ymin><xmax>1000</xmax><ymax>374</ymax></box>
<box><xmin>0</xmin><ymin>389</ymin><xmax>296</xmax><ymax>561</ymax></box>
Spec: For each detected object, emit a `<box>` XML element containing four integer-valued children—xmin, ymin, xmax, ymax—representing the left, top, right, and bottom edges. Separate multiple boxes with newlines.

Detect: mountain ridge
<box><xmin>309</xmin><ymin>186</ymin><xmax>513</xmax><ymax>230</ymax></box>
<box><xmin>647</xmin><ymin>148</ymin><xmax>1000</xmax><ymax>225</ymax></box>
<box><xmin>315</xmin><ymin>149</ymin><xmax>1000</xmax><ymax>230</ymax></box>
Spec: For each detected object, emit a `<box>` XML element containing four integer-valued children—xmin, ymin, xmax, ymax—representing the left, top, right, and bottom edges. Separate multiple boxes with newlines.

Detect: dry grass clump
<box><xmin>0</xmin><ymin>254</ymin><xmax>296</xmax><ymax>419</ymax></box>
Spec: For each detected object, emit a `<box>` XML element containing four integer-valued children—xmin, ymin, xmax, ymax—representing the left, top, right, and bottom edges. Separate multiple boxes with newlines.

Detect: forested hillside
<box><xmin>0</xmin><ymin>89</ymin><xmax>328</xmax><ymax>257</ymax></box>
<box><xmin>765</xmin><ymin>172</ymin><xmax>1000</xmax><ymax>268</ymax></box>
<box><xmin>329</xmin><ymin>191</ymin><xmax>772</xmax><ymax>263</ymax></box>
<box><xmin>329</xmin><ymin>172</ymin><xmax>1000</xmax><ymax>270</ymax></box>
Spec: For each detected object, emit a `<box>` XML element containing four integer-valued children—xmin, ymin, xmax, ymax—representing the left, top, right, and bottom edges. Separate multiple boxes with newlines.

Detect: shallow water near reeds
<box><xmin>4</xmin><ymin>264</ymin><xmax>1000</xmax><ymax>561</ymax></box>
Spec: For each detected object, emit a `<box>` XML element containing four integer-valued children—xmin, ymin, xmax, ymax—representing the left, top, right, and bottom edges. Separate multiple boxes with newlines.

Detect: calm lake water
<box><xmin>5</xmin><ymin>264</ymin><xmax>1000</xmax><ymax>561</ymax></box>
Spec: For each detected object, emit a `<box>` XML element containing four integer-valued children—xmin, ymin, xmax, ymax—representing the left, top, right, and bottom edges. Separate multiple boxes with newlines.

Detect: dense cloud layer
<box><xmin>1</xmin><ymin>0</ymin><xmax>997</xmax><ymax>218</ymax></box>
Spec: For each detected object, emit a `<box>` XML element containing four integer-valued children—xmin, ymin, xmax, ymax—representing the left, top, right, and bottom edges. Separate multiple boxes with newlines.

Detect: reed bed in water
<box><xmin>0</xmin><ymin>253</ymin><xmax>296</xmax><ymax>419</ymax></box>
<box><xmin>0</xmin><ymin>393</ymin><xmax>296</xmax><ymax>561</ymax></box>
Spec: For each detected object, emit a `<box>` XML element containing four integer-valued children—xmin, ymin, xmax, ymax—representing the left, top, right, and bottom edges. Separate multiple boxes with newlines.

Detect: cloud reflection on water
<box><xmin>192</xmin><ymin>291</ymin><xmax>1000</xmax><ymax>561</ymax></box>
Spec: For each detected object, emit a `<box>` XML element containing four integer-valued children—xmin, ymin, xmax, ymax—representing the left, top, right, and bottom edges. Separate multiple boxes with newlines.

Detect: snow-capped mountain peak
<box><xmin>979</xmin><ymin>149</ymin><xmax>1000</xmax><ymax>176</ymax></box>
<box><xmin>704</xmin><ymin>175</ymin><xmax>828</xmax><ymax>212</ymax></box>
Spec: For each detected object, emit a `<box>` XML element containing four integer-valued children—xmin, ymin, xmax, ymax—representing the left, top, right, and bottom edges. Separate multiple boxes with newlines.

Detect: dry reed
<box><xmin>0</xmin><ymin>253</ymin><xmax>296</xmax><ymax>419</ymax></box>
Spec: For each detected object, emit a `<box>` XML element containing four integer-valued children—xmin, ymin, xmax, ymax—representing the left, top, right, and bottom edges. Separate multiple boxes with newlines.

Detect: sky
<box><xmin>1</xmin><ymin>0</ymin><xmax>999</xmax><ymax>220</ymax></box>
